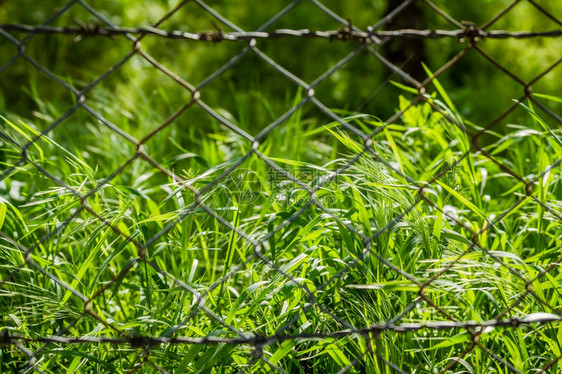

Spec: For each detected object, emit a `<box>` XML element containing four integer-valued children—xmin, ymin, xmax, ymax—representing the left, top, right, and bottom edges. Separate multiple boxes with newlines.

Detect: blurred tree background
<box><xmin>0</xmin><ymin>0</ymin><xmax>560</xmax><ymax>144</ymax></box>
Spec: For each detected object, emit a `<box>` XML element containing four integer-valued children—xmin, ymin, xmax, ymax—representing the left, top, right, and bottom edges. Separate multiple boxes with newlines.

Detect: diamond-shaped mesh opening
<box><xmin>365</xmin><ymin>98</ymin><xmax>468</xmax><ymax>179</ymax></box>
<box><xmin>259</xmin><ymin>103</ymin><xmax>366</xmax><ymax>170</ymax></box>
<box><xmin>426</xmin><ymin>0</ymin><xmax>519</xmax><ymax>28</ymax></box>
<box><xmin>489</xmin><ymin>0</ymin><xmax>562</xmax><ymax>30</ymax></box>
<box><xmin>188</xmin><ymin>52</ymin><xmax>307</xmax><ymax>135</ymax></box>
<box><xmin>83</xmin><ymin>54</ymin><xmax>194</xmax><ymax>137</ymax></box>
<box><xmin>422</xmin><ymin>156</ymin><xmax>524</xmax><ymax>226</ymax></box>
<box><xmin>1</xmin><ymin>252</ymin><xmax>88</xmax><ymax>334</ymax></box>
<box><xmin>476</xmin><ymin>38</ymin><xmax>562</xmax><ymax>86</ymax></box>
<box><xmin>139</xmin><ymin>35</ymin><xmax>239</xmax><ymax>92</ymax></box>
<box><xmin>320</xmin><ymin>272</ymin><xmax>423</xmax><ymax>327</ymax></box>
<box><xmin>82</xmin><ymin>258</ymin><xmax>202</xmax><ymax>338</ymax></box>
<box><xmin>421</xmin><ymin>248</ymin><xmax>531</xmax><ymax>322</ymax></box>
<box><xmin>420</xmin><ymin>53</ymin><xmax>520</xmax><ymax>127</ymax></box>
<box><xmin>0</xmin><ymin>169</ymin><xmax>83</xmax><ymax>249</ymax></box>
<box><xmin>0</xmin><ymin>60</ymin><xmax>78</xmax><ymax>137</ymax></box>
<box><xmin>3</xmin><ymin>111</ymin><xmax>138</xmax><ymax>192</ymax></box>
<box><xmin>193</xmin><ymin>249</ymin><xmax>316</xmax><ymax>336</ymax></box>
<box><xmin>308</xmin><ymin>47</ymin><xmax>406</xmax><ymax>117</ymax></box>
<box><xmin>255</xmin><ymin>37</ymin><xmax>362</xmax><ymax>85</ymax></box>
<box><xmin>21</xmin><ymin>30</ymin><xmax>133</xmax><ymax>89</ymax></box>
<box><xmin>481</xmin><ymin>105</ymin><xmax>562</xmax><ymax>178</ymax></box>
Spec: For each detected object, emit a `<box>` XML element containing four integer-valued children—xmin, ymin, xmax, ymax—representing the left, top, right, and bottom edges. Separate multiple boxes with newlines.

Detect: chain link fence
<box><xmin>1</xmin><ymin>0</ymin><xmax>561</xmax><ymax>372</ymax></box>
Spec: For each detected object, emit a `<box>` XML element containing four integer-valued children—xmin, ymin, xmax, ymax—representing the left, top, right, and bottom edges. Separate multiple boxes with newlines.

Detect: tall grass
<box><xmin>1</xmin><ymin>80</ymin><xmax>561</xmax><ymax>373</ymax></box>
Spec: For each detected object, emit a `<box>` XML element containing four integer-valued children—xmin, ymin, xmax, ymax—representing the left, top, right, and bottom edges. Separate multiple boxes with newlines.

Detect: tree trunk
<box><xmin>382</xmin><ymin>0</ymin><xmax>427</xmax><ymax>82</ymax></box>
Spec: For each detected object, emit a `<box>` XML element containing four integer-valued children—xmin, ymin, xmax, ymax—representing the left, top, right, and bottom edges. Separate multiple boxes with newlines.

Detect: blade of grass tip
<box><xmin>536</xmin><ymin>148</ymin><xmax>549</xmax><ymax>251</ymax></box>
<box><xmin>0</xmin><ymin>198</ymin><xmax>27</xmax><ymax>231</ymax></box>
<box><xmin>325</xmin><ymin>343</ymin><xmax>352</xmax><ymax>367</ymax></box>
<box><xmin>390</xmin><ymin>80</ymin><xmax>419</xmax><ymax>95</ymax></box>
<box><xmin>435</xmin><ymin>179</ymin><xmax>486</xmax><ymax>220</ymax></box>
<box><xmin>58</xmin><ymin>226</ymin><xmax>116</xmax><ymax>307</ymax></box>
<box><xmin>383</xmin><ymin>127</ymin><xmax>406</xmax><ymax>173</ymax></box>
<box><xmin>533</xmin><ymin>93</ymin><xmax>562</xmax><ymax>104</ymax></box>
<box><xmin>177</xmin><ymin>346</ymin><xmax>205</xmax><ymax>373</ymax></box>
<box><xmin>303</xmin><ymin>117</ymin><xmax>360</xmax><ymax>137</ymax></box>
<box><xmin>421</xmin><ymin>62</ymin><xmax>457</xmax><ymax>115</ymax></box>
<box><xmin>324</xmin><ymin>126</ymin><xmax>363</xmax><ymax>153</ymax></box>
<box><xmin>348</xmin><ymin>179</ymin><xmax>371</xmax><ymax>235</ymax></box>
<box><xmin>194</xmin><ymin>344</ymin><xmax>234</xmax><ymax>373</ymax></box>
<box><xmin>219</xmin><ymin>197</ymin><xmax>239</xmax><ymax>298</ymax></box>
<box><xmin>270</xmin><ymin>340</ymin><xmax>298</xmax><ymax>366</ymax></box>
<box><xmin>517</xmin><ymin>100</ymin><xmax>562</xmax><ymax>147</ymax></box>
<box><xmin>20</xmin><ymin>117</ymin><xmax>94</xmax><ymax>175</ymax></box>
<box><xmin>66</xmin><ymin>355</ymin><xmax>82</xmax><ymax>374</ymax></box>
<box><xmin>1</xmin><ymin>115</ymin><xmax>44</xmax><ymax>160</ymax></box>
<box><xmin>432</xmin><ymin>194</ymin><xmax>444</xmax><ymax>241</ymax></box>
<box><xmin>143</xmin><ymin>259</ymin><xmax>152</xmax><ymax>309</ymax></box>
<box><xmin>0</xmin><ymin>200</ymin><xmax>7</xmax><ymax>230</ymax></box>
<box><xmin>265</xmin><ymin>157</ymin><xmax>309</xmax><ymax>167</ymax></box>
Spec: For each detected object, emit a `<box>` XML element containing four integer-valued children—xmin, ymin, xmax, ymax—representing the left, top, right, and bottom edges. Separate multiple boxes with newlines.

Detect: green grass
<box><xmin>1</xmin><ymin>77</ymin><xmax>562</xmax><ymax>373</ymax></box>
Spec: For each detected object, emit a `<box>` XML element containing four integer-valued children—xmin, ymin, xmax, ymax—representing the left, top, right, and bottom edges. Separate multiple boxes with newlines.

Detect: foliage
<box><xmin>1</xmin><ymin>1</ymin><xmax>562</xmax><ymax>372</ymax></box>
<box><xmin>1</xmin><ymin>80</ymin><xmax>561</xmax><ymax>371</ymax></box>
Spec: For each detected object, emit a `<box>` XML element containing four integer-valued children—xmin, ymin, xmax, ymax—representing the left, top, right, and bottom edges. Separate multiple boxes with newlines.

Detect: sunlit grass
<box><xmin>1</xmin><ymin>82</ymin><xmax>561</xmax><ymax>372</ymax></box>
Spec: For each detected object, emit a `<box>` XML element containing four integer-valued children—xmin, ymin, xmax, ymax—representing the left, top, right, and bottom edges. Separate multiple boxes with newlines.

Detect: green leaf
<box><xmin>436</xmin><ymin>179</ymin><xmax>486</xmax><ymax>220</ymax></box>
<box><xmin>266</xmin><ymin>157</ymin><xmax>309</xmax><ymax>167</ymax></box>
<box><xmin>422</xmin><ymin>62</ymin><xmax>457</xmax><ymax>114</ymax></box>
<box><xmin>270</xmin><ymin>340</ymin><xmax>297</xmax><ymax>365</ymax></box>
<box><xmin>1</xmin><ymin>115</ymin><xmax>44</xmax><ymax>160</ymax></box>
<box><xmin>428</xmin><ymin>332</ymin><xmax>470</xmax><ymax>350</ymax></box>
<box><xmin>0</xmin><ymin>202</ymin><xmax>6</xmax><ymax>230</ymax></box>
<box><xmin>390</xmin><ymin>80</ymin><xmax>419</xmax><ymax>95</ymax></box>
<box><xmin>517</xmin><ymin>100</ymin><xmax>562</xmax><ymax>147</ymax></box>
<box><xmin>534</xmin><ymin>93</ymin><xmax>562</xmax><ymax>103</ymax></box>
<box><xmin>325</xmin><ymin>343</ymin><xmax>352</xmax><ymax>367</ymax></box>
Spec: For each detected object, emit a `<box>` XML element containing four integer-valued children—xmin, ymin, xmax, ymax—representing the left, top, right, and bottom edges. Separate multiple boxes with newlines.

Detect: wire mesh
<box><xmin>0</xmin><ymin>0</ymin><xmax>561</xmax><ymax>372</ymax></box>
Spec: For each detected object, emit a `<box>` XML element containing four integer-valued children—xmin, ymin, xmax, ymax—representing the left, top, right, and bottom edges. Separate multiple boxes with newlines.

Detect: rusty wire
<box><xmin>2</xmin><ymin>23</ymin><xmax>562</xmax><ymax>42</ymax></box>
